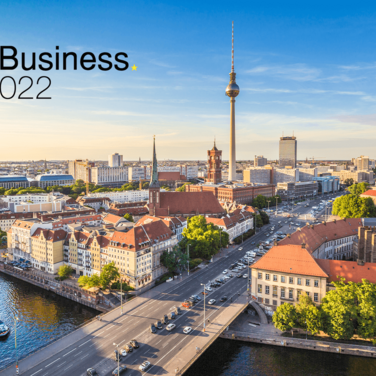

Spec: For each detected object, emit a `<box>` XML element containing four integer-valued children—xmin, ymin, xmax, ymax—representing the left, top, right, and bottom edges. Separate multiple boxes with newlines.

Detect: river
<box><xmin>1</xmin><ymin>273</ymin><xmax>376</xmax><ymax>375</ymax></box>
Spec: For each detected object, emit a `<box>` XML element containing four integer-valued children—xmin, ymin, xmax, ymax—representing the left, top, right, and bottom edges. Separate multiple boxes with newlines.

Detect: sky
<box><xmin>1</xmin><ymin>0</ymin><xmax>376</xmax><ymax>161</ymax></box>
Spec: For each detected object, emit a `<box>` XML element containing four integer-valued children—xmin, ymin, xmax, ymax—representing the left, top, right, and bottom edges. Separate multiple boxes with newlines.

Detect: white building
<box><xmin>108</xmin><ymin>153</ymin><xmax>123</xmax><ymax>168</ymax></box>
<box><xmin>91</xmin><ymin>166</ymin><xmax>128</xmax><ymax>186</ymax></box>
<box><xmin>89</xmin><ymin>190</ymin><xmax>150</xmax><ymax>203</ymax></box>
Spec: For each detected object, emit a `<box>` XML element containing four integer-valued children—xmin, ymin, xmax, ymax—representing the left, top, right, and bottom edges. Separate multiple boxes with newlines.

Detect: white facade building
<box><xmin>91</xmin><ymin>166</ymin><xmax>128</xmax><ymax>186</ymax></box>
<box><xmin>108</xmin><ymin>153</ymin><xmax>123</xmax><ymax>168</ymax></box>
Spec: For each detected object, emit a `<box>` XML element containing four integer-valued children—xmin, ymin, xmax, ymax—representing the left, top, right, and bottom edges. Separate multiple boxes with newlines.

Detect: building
<box><xmin>107</xmin><ymin>201</ymin><xmax>149</xmax><ymax>219</ymax></box>
<box><xmin>352</xmin><ymin>225</ymin><xmax>376</xmax><ymax>263</ymax></box>
<box><xmin>0</xmin><ymin>175</ymin><xmax>30</xmax><ymax>190</ymax></box>
<box><xmin>90</xmin><ymin>166</ymin><xmax>128</xmax><ymax>187</ymax></box>
<box><xmin>273</xmin><ymin>167</ymin><xmax>299</xmax><ymax>184</ymax></box>
<box><xmin>276</xmin><ymin>181</ymin><xmax>318</xmax><ymax>201</ymax></box>
<box><xmin>31</xmin><ymin>228</ymin><xmax>66</xmax><ymax>273</ymax></box>
<box><xmin>279</xmin><ymin>218</ymin><xmax>362</xmax><ymax>260</ymax></box>
<box><xmin>68</xmin><ymin>160</ymin><xmax>94</xmax><ymax>181</ymax></box>
<box><xmin>360</xmin><ymin>189</ymin><xmax>376</xmax><ymax>205</ymax></box>
<box><xmin>186</xmin><ymin>183</ymin><xmax>275</xmax><ymax>205</ymax></box>
<box><xmin>0</xmin><ymin>212</ymin><xmax>34</xmax><ymax>231</ymax></box>
<box><xmin>315</xmin><ymin>176</ymin><xmax>340</xmax><ymax>194</ymax></box>
<box><xmin>89</xmin><ymin>190</ymin><xmax>149</xmax><ymax>203</ymax></box>
<box><xmin>206</xmin><ymin>208</ymin><xmax>253</xmax><ymax>243</ymax></box>
<box><xmin>355</xmin><ymin>155</ymin><xmax>370</xmax><ymax>171</ymax></box>
<box><xmin>76</xmin><ymin>197</ymin><xmax>112</xmax><ymax>211</ymax></box>
<box><xmin>128</xmin><ymin>166</ymin><xmax>146</xmax><ymax>182</ymax></box>
<box><xmin>299</xmin><ymin>168</ymin><xmax>318</xmax><ymax>181</ymax></box>
<box><xmin>279</xmin><ymin>136</ymin><xmax>297</xmax><ymax>168</ymax></box>
<box><xmin>243</xmin><ymin>167</ymin><xmax>272</xmax><ymax>184</ymax></box>
<box><xmin>206</xmin><ymin>142</ymin><xmax>222</xmax><ymax>184</ymax></box>
<box><xmin>250</xmin><ymin>243</ymin><xmax>328</xmax><ymax>310</ymax></box>
<box><xmin>254</xmin><ymin>155</ymin><xmax>267</xmax><ymax>167</ymax></box>
<box><xmin>108</xmin><ymin>153</ymin><xmax>123</xmax><ymax>168</ymax></box>
<box><xmin>225</xmin><ymin>22</ymin><xmax>240</xmax><ymax>181</ymax></box>
<box><xmin>35</xmin><ymin>174</ymin><xmax>75</xmax><ymax>189</ymax></box>
<box><xmin>337</xmin><ymin>170</ymin><xmax>374</xmax><ymax>184</ymax></box>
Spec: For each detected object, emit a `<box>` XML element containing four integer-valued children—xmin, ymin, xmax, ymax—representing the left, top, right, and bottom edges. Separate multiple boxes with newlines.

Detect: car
<box><xmin>220</xmin><ymin>296</ymin><xmax>228</xmax><ymax>302</ymax></box>
<box><xmin>121</xmin><ymin>349</ymin><xmax>128</xmax><ymax>357</ymax></box>
<box><xmin>139</xmin><ymin>361</ymin><xmax>151</xmax><ymax>372</ymax></box>
<box><xmin>222</xmin><ymin>269</ymin><xmax>228</xmax><ymax>274</ymax></box>
<box><xmin>87</xmin><ymin>368</ymin><xmax>98</xmax><ymax>376</ymax></box>
<box><xmin>112</xmin><ymin>365</ymin><xmax>127</xmax><ymax>375</ymax></box>
<box><xmin>166</xmin><ymin>323</ymin><xmax>176</xmax><ymax>331</ymax></box>
<box><xmin>243</xmin><ymin>274</ymin><xmax>248</xmax><ymax>279</ymax></box>
<box><xmin>192</xmin><ymin>294</ymin><xmax>201</xmax><ymax>301</ymax></box>
<box><xmin>161</xmin><ymin>314</ymin><xmax>169</xmax><ymax>324</ymax></box>
<box><xmin>183</xmin><ymin>326</ymin><xmax>193</xmax><ymax>334</ymax></box>
<box><xmin>169</xmin><ymin>311</ymin><xmax>176</xmax><ymax>320</ymax></box>
<box><xmin>238</xmin><ymin>247</ymin><xmax>243</xmax><ymax>251</ymax></box>
<box><xmin>251</xmin><ymin>241</ymin><xmax>255</xmax><ymax>245</ymax></box>
<box><xmin>173</xmin><ymin>306</ymin><xmax>182</xmax><ymax>315</ymax></box>
<box><xmin>150</xmin><ymin>324</ymin><xmax>157</xmax><ymax>334</ymax></box>
<box><xmin>113</xmin><ymin>350</ymin><xmax>122</xmax><ymax>361</ymax></box>
<box><xmin>205</xmin><ymin>286</ymin><xmax>213</xmax><ymax>292</ymax></box>
<box><xmin>208</xmin><ymin>299</ymin><xmax>216</xmax><ymax>305</ymax></box>
<box><xmin>229</xmin><ymin>273</ymin><xmax>234</xmax><ymax>278</ymax></box>
<box><xmin>224</xmin><ymin>276</ymin><xmax>230</xmax><ymax>281</ymax></box>
<box><xmin>202</xmin><ymin>290</ymin><xmax>208</xmax><ymax>295</ymax></box>
<box><xmin>129</xmin><ymin>339</ymin><xmax>139</xmax><ymax>348</ymax></box>
<box><xmin>155</xmin><ymin>321</ymin><xmax>162</xmax><ymax>329</ymax></box>
<box><xmin>236</xmin><ymin>273</ymin><xmax>242</xmax><ymax>278</ymax></box>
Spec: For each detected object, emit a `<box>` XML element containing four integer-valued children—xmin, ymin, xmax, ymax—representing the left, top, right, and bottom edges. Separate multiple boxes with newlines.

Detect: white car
<box><xmin>166</xmin><ymin>324</ymin><xmax>176</xmax><ymax>331</ymax></box>
<box><xmin>222</xmin><ymin>269</ymin><xmax>228</xmax><ymax>274</ymax></box>
<box><xmin>224</xmin><ymin>276</ymin><xmax>230</xmax><ymax>281</ymax></box>
<box><xmin>183</xmin><ymin>326</ymin><xmax>193</xmax><ymax>334</ymax></box>
<box><xmin>121</xmin><ymin>349</ymin><xmax>128</xmax><ymax>357</ymax></box>
<box><xmin>243</xmin><ymin>274</ymin><xmax>248</xmax><ymax>278</ymax></box>
<box><xmin>205</xmin><ymin>286</ymin><xmax>212</xmax><ymax>292</ymax></box>
<box><xmin>139</xmin><ymin>361</ymin><xmax>151</xmax><ymax>372</ymax></box>
<box><xmin>238</xmin><ymin>247</ymin><xmax>243</xmax><ymax>251</ymax></box>
<box><xmin>208</xmin><ymin>299</ymin><xmax>216</xmax><ymax>305</ymax></box>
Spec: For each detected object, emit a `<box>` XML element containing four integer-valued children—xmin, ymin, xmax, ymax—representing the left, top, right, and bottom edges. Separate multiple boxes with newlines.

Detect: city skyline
<box><xmin>2</xmin><ymin>1</ymin><xmax>376</xmax><ymax>161</ymax></box>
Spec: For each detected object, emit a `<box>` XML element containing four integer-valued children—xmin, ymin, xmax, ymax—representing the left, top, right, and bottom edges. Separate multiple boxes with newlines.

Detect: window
<box><xmin>314</xmin><ymin>280</ymin><xmax>319</xmax><ymax>287</ymax></box>
<box><xmin>281</xmin><ymin>276</ymin><xmax>285</xmax><ymax>283</ymax></box>
<box><xmin>314</xmin><ymin>293</ymin><xmax>318</xmax><ymax>302</ymax></box>
<box><xmin>281</xmin><ymin>287</ymin><xmax>285</xmax><ymax>298</ymax></box>
<box><xmin>273</xmin><ymin>300</ymin><xmax>277</xmax><ymax>306</ymax></box>
<box><xmin>306</xmin><ymin>292</ymin><xmax>310</xmax><ymax>296</ymax></box>
<box><xmin>265</xmin><ymin>298</ymin><xmax>270</xmax><ymax>304</ymax></box>
<box><xmin>273</xmin><ymin>275</ymin><xmax>278</xmax><ymax>282</ymax></box>
<box><xmin>297</xmin><ymin>278</ymin><xmax>302</xmax><ymax>285</ymax></box>
<box><xmin>306</xmin><ymin>279</ymin><xmax>310</xmax><ymax>286</ymax></box>
<box><xmin>258</xmin><ymin>284</ymin><xmax>262</xmax><ymax>293</ymax></box>
<box><xmin>297</xmin><ymin>290</ymin><xmax>301</xmax><ymax>299</ymax></box>
<box><xmin>273</xmin><ymin>286</ymin><xmax>277</xmax><ymax>297</ymax></box>
<box><xmin>289</xmin><ymin>277</ymin><xmax>294</xmax><ymax>284</ymax></box>
<box><xmin>265</xmin><ymin>286</ymin><xmax>270</xmax><ymax>295</ymax></box>
<box><xmin>265</xmin><ymin>273</ymin><xmax>270</xmax><ymax>280</ymax></box>
<box><xmin>258</xmin><ymin>272</ymin><xmax>262</xmax><ymax>279</ymax></box>
<box><xmin>289</xmin><ymin>289</ymin><xmax>293</xmax><ymax>299</ymax></box>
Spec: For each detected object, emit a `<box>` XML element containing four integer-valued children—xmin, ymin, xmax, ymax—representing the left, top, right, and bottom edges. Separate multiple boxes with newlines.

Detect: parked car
<box><xmin>220</xmin><ymin>296</ymin><xmax>228</xmax><ymax>302</ymax></box>
<box><xmin>183</xmin><ymin>327</ymin><xmax>192</xmax><ymax>334</ymax></box>
<box><xmin>236</xmin><ymin>273</ymin><xmax>242</xmax><ymax>278</ymax></box>
<box><xmin>243</xmin><ymin>274</ymin><xmax>248</xmax><ymax>279</ymax></box>
<box><xmin>169</xmin><ymin>311</ymin><xmax>176</xmax><ymax>320</ymax></box>
<box><xmin>139</xmin><ymin>361</ymin><xmax>151</xmax><ymax>372</ymax></box>
<box><xmin>222</xmin><ymin>269</ymin><xmax>228</xmax><ymax>274</ymax></box>
<box><xmin>113</xmin><ymin>350</ymin><xmax>122</xmax><ymax>361</ymax></box>
<box><xmin>155</xmin><ymin>321</ymin><xmax>162</xmax><ymax>329</ymax></box>
<box><xmin>150</xmin><ymin>324</ymin><xmax>157</xmax><ymax>334</ymax></box>
<box><xmin>120</xmin><ymin>349</ymin><xmax>128</xmax><ymax>357</ymax></box>
<box><xmin>173</xmin><ymin>306</ymin><xmax>182</xmax><ymax>315</ymax></box>
<box><xmin>112</xmin><ymin>365</ymin><xmax>127</xmax><ymax>375</ymax></box>
<box><xmin>87</xmin><ymin>369</ymin><xmax>98</xmax><ymax>376</ymax></box>
<box><xmin>129</xmin><ymin>339</ymin><xmax>139</xmax><ymax>348</ymax></box>
<box><xmin>166</xmin><ymin>323</ymin><xmax>176</xmax><ymax>331</ymax></box>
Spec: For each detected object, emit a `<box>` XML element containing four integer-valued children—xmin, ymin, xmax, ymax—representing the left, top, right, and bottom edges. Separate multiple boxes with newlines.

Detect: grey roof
<box><xmin>362</xmin><ymin>218</ymin><xmax>376</xmax><ymax>227</ymax></box>
<box><xmin>0</xmin><ymin>175</ymin><xmax>28</xmax><ymax>182</ymax></box>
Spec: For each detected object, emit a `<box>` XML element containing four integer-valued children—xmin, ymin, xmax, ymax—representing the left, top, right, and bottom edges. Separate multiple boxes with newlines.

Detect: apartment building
<box><xmin>254</xmin><ymin>155</ymin><xmax>267</xmax><ymax>167</ymax></box>
<box><xmin>109</xmin><ymin>153</ymin><xmax>123</xmax><ymax>168</ymax></box>
<box><xmin>337</xmin><ymin>170</ymin><xmax>374</xmax><ymax>184</ymax></box>
<box><xmin>0</xmin><ymin>175</ymin><xmax>30</xmax><ymax>189</ymax></box>
<box><xmin>89</xmin><ymin>190</ymin><xmax>150</xmax><ymax>203</ymax></box>
<box><xmin>243</xmin><ymin>167</ymin><xmax>272</xmax><ymax>184</ymax></box>
<box><xmin>90</xmin><ymin>166</ymin><xmax>128</xmax><ymax>187</ymax></box>
<box><xmin>0</xmin><ymin>212</ymin><xmax>33</xmax><ymax>231</ymax></box>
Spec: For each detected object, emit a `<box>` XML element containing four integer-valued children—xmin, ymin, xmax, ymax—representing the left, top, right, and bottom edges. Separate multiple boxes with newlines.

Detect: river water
<box><xmin>1</xmin><ymin>273</ymin><xmax>376</xmax><ymax>375</ymax></box>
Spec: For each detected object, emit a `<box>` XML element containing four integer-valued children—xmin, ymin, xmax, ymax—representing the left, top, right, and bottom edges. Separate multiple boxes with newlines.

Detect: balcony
<box><xmin>280</xmin><ymin>296</ymin><xmax>294</xmax><ymax>301</ymax></box>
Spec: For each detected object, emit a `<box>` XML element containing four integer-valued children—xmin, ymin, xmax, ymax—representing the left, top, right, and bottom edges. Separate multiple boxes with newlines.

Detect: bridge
<box><xmin>0</xmin><ymin>245</ymin><xmax>252</xmax><ymax>376</ymax></box>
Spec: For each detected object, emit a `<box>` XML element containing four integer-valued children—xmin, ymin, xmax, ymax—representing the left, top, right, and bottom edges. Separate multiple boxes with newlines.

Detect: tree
<box><xmin>161</xmin><ymin>185</ymin><xmax>170</xmax><ymax>191</ymax></box>
<box><xmin>160</xmin><ymin>247</ymin><xmax>189</xmax><ymax>273</ymax></box>
<box><xmin>78</xmin><ymin>275</ymin><xmax>90</xmax><ymax>287</ymax></box>
<box><xmin>176</xmin><ymin>182</ymin><xmax>192</xmax><ymax>192</ymax></box>
<box><xmin>344</xmin><ymin>178</ymin><xmax>354</xmax><ymax>187</ymax></box>
<box><xmin>332</xmin><ymin>194</ymin><xmax>376</xmax><ymax>218</ymax></box>
<box><xmin>0</xmin><ymin>187</ymin><xmax>5</xmax><ymax>195</ymax></box>
<box><xmin>99</xmin><ymin>262</ymin><xmax>120</xmax><ymax>290</ymax></box>
<box><xmin>86</xmin><ymin>274</ymin><xmax>101</xmax><ymax>288</ymax></box>
<box><xmin>124</xmin><ymin>213</ymin><xmax>134</xmax><ymax>222</ymax></box>
<box><xmin>142</xmin><ymin>182</ymin><xmax>150</xmax><ymax>189</ymax></box>
<box><xmin>58</xmin><ymin>265</ymin><xmax>74</xmax><ymax>279</ymax></box>
<box><xmin>272</xmin><ymin>303</ymin><xmax>297</xmax><ymax>332</ymax></box>
<box><xmin>295</xmin><ymin>293</ymin><xmax>323</xmax><ymax>335</ymax></box>
<box><xmin>347</xmin><ymin>182</ymin><xmax>370</xmax><ymax>195</ymax></box>
<box><xmin>259</xmin><ymin>211</ymin><xmax>269</xmax><ymax>225</ymax></box>
<box><xmin>255</xmin><ymin>214</ymin><xmax>263</xmax><ymax>228</ymax></box>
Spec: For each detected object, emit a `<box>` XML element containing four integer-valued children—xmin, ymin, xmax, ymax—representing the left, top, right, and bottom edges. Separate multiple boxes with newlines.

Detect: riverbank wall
<box><xmin>0</xmin><ymin>262</ymin><xmax>109</xmax><ymax>312</ymax></box>
<box><xmin>220</xmin><ymin>330</ymin><xmax>376</xmax><ymax>358</ymax></box>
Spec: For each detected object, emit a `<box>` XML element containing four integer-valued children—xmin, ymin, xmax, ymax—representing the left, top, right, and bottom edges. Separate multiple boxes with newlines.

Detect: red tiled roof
<box><xmin>316</xmin><ymin>259</ymin><xmax>376</xmax><ymax>284</ymax></box>
<box><xmin>158</xmin><ymin>171</ymin><xmax>184</xmax><ymax>181</ymax></box>
<box><xmin>361</xmin><ymin>190</ymin><xmax>376</xmax><ymax>197</ymax></box>
<box><xmin>206</xmin><ymin>211</ymin><xmax>252</xmax><ymax>230</ymax></box>
<box><xmin>250</xmin><ymin>244</ymin><xmax>329</xmax><ymax>278</ymax></box>
<box><xmin>155</xmin><ymin>192</ymin><xmax>225</xmax><ymax>216</ymax></box>
<box><xmin>102</xmin><ymin>213</ymin><xmax>123</xmax><ymax>225</ymax></box>
<box><xmin>278</xmin><ymin>218</ymin><xmax>361</xmax><ymax>254</ymax></box>
<box><xmin>32</xmin><ymin>228</ymin><xmax>67</xmax><ymax>242</ymax></box>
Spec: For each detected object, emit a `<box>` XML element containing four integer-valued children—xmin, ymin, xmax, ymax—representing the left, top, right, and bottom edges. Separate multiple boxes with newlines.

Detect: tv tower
<box><xmin>225</xmin><ymin>21</ymin><xmax>240</xmax><ymax>181</ymax></box>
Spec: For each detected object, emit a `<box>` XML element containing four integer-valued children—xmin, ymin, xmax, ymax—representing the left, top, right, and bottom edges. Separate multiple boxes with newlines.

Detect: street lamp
<box><xmin>113</xmin><ymin>342</ymin><xmax>120</xmax><ymax>375</ymax></box>
<box><xmin>200</xmin><ymin>283</ymin><xmax>206</xmax><ymax>332</ymax></box>
<box><xmin>14</xmin><ymin>316</ymin><xmax>19</xmax><ymax>375</ymax></box>
<box><xmin>120</xmin><ymin>277</ymin><xmax>123</xmax><ymax>315</ymax></box>
<box><xmin>187</xmin><ymin>244</ymin><xmax>190</xmax><ymax>276</ymax></box>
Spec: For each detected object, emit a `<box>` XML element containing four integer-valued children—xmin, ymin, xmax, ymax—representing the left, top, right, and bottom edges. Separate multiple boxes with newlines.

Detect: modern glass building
<box><xmin>315</xmin><ymin>176</ymin><xmax>340</xmax><ymax>193</ymax></box>
<box><xmin>35</xmin><ymin>174</ymin><xmax>75</xmax><ymax>189</ymax></box>
<box><xmin>279</xmin><ymin>136</ymin><xmax>297</xmax><ymax>168</ymax></box>
<box><xmin>0</xmin><ymin>175</ymin><xmax>30</xmax><ymax>189</ymax></box>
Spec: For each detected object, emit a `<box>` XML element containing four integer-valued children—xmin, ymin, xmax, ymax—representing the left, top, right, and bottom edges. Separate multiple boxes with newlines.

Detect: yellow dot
<box><xmin>132</xmin><ymin>64</ymin><xmax>137</xmax><ymax>71</ymax></box>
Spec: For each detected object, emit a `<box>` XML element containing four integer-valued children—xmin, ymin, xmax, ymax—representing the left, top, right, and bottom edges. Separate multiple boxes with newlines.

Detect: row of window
<box><xmin>258</xmin><ymin>284</ymin><xmax>319</xmax><ymax>302</ymax></box>
<box><xmin>258</xmin><ymin>272</ymin><xmax>319</xmax><ymax>287</ymax></box>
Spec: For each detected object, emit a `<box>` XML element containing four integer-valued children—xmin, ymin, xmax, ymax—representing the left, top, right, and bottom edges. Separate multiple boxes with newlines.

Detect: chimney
<box><xmin>357</xmin><ymin>259</ymin><xmax>365</xmax><ymax>266</ymax></box>
<box><xmin>301</xmin><ymin>242</ymin><xmax>306</xmax><ymax>249</ymax></box>
<box><xmin>273</xmin><ymin>239</ymin><xmax>278</xmax><ymax>246</ymax></box>
<box><xmin>311</xmin><ymin>224</ymin><xmax>314</xmax><ymax>229</ymax></box>
<box><xmin>287</xmin><ymin>233</ymin><xmax>291</xmax><ymax>238</ymax></box>
<box><xmin>334</xmin><ymin>219</ymin><xmax>336</xmax><ymax>223</ymax></box>
<box><xmin>322</xmin><ymin>221</ymin><xmax>326</xmax><ymax>225</ymax></box>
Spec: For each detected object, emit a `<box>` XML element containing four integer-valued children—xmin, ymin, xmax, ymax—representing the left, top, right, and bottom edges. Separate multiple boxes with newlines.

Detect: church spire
<box><xmin>150</xmin><ymin>135</ymin><xmax>159</xmax><ymax>187</ymax></box>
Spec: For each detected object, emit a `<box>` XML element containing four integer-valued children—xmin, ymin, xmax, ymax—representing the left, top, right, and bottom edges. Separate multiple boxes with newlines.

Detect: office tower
<box><xmin>355</xmin><ymin>155</ymin><xmax>370</xmax><ymax>171</ymax></box>
<box><xmin>254</xmin><ymin>155</ymin><xmax>267</xmax><ymax>167</ymax></box>
<box><xmin>109</xmin><ymin>153</ymin><xmax>123</xmax><ymax>167</ymax></box>
<box><xmin>279</xmin><ymin>136</ymin><xmax>297</xmax><ymax>168</ymax></box>
<box><xmin>225</xmin><ymin>22</ymin><xmax>240</xmax><ymax>181</ymax></box>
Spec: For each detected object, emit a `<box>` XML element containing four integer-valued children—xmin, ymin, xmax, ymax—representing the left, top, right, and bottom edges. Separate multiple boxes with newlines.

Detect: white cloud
<box><xmin>246</xmin><ymin>64</ymin><xmax>321</xmax><ymax>81</ymax></box>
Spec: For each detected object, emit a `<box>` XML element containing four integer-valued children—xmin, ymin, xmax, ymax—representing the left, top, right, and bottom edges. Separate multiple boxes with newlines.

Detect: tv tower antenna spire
<box><xmin>231</xmin><ymin>21</ymin><xmax>234</xmax><ymax>73</ymax></box>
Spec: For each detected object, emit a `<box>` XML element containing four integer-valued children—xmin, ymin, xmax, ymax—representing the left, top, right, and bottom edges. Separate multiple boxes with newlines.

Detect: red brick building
<box><xmin>206</xmin><ymin>141</ymin><xmax>222</xmax><ymax>184</ymax></box>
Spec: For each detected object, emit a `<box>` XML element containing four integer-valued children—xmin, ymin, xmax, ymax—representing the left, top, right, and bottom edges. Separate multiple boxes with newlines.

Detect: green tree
<box><xmin>160</xmin><ymin>247</ymin><xmax>189</xmax><ymax>273</ymax></box>
<box><xmin>161</xmin><ymin>185</ymin><xmax>170</xmax><ymax>191</ymax></box>
<box><xmin>255</xmin><ymin>214</ymin><xmax>263</xmax><ymax>228</ymax></box>
<box><xmin>0</xmin><ymin>187</ymin><xmax>6</xmax><ymax>195</ymax></box>
<box><xmin>78</xmin><ymin>275</ymin><xmax>90</xmax><ymax>287</ymax></box>
<box><xmin>259</xmin><ymin>210</ymin><xmax>269</xmax><ymax>225</ymax></box>
<box><xmin>176</xmin><ymin>182</ymin><xmax>192</xmax><ymax>192</ymax></box>
<box><xmin>123</xmin><ymin>213</ymin><xmax>134</xmax><ymax>222</ymax></box>
<box><xmin>74</xmin><ymin>179</ymin><xmax>85</xmax><ymax>187</ymax></box>
<box><xmin>348</xmin><ymin>182</ymin><xmax>370</xmax><ymax>195</ymax></box>
<box><xmin>58</xmin><ymin>265</ymin><xmax>74</xmax><ymax>279</ymax></box>
<box><xmin>272</xmin><ymin>303</ymin><xmax>297</xmax><ymax>332</ymax></box>
<box><xmin>86</xmin><ymin>274</ymin><xmax>101</xmax><ymax>288</ymax></box>
<box><xmin>321</xmin><ymin>279</ymin><xmax>357</xmax><ymax>340</ymax></box>
<box><xmin>344</xmin><ymin>178</ymin><xmax>354</xmax><ymax>186</ymax></box>
<box><xmin>142</xmin><ymin>182</ymin><xmax>150</xmax><ymax>189</ymax></box>
<box><xmin>332</xmin><ymin>194</ymin><xmax>376</xmax><ymax>218</ymax></box>
<box><xmin>100</xmin><ymin>262</ymin><xmax>120</xmax><ymax>290</ymax></box>
<box><xmin>295</xmin><ymin>293</ymin><xmax>322</xmax><ymax>335</ymax></box>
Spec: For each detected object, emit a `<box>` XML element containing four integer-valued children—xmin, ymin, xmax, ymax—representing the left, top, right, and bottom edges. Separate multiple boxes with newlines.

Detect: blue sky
<box><xmin>1</xmin><ymin>0</ymin><xmax>376</xmax><ymax>161</ymax></box>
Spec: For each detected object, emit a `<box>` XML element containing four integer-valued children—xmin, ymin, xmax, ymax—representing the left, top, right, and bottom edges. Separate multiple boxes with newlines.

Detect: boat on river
<box><xmin>0</xmin><ymin>320</ymin><xmax>10</xmax><ymax>337</ymax></box>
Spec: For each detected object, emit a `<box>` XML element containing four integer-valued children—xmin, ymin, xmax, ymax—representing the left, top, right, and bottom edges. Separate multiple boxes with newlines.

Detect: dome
<box><xmin>226</xmin><ymin>82</ymin><xmax>240</xmax><ymax>98</ymax></box>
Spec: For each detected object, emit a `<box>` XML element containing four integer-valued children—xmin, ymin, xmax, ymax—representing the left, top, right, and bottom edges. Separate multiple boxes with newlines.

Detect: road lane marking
<box><xmin>57</xmin><ymin>361</ymin><xmax>66</xmax><ymax>367</ymax></box>
<box><xmin>30</xmin><ymin>369</ymin><xmax>42</xmax><ymax>376</ymax></box>
<box><xmin>81</xmin><ymin>354</ymin><xmax>89</xmax><ymax>360</ymax></box>
<box><xmin>45</xmin><ymin>358</ymin><xmax>60</xmax><ymax>367</ymax></box>
<box><xmin>62</xmin><ymin>348</ymin><xmax>76</xmax><ymax>357</ymax></box>
<box><xmin>64</xmin><ymin>365</ymin><xmax>73</xmax><ymax>371</ymax></box>
<box><xmin>74</xmin><ymin>351</ymin><xmax>82</xmax><ymax>357</ymax></box>
<box><xmin>79</xmin><ymin>339</ymin><xmax>91</xmax><ymax>347</ymax></box>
